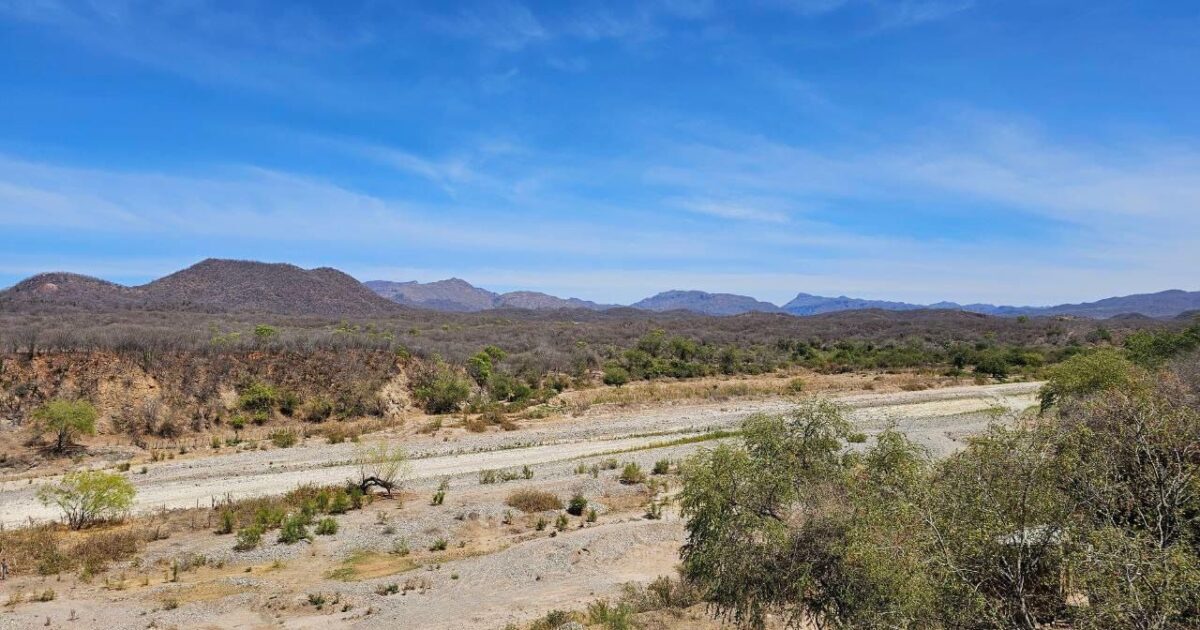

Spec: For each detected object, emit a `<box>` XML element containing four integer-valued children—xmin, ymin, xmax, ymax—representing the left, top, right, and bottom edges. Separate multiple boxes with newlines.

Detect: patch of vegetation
<box><xmin>506</xmin><ymin>489</ymin><xmax>563</xmax><ymax>513</ymax></box>
<box><xmin>678</xmin><ymin>362</ymin><xmax>1200</xmax><ymax>629</ymax></box>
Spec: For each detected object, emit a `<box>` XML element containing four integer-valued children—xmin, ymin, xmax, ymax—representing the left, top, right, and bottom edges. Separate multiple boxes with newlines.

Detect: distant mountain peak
<box><xmin>632</xmin><ymin>290</ymin><xmax>783</xmax><ymax>316</ymax></box>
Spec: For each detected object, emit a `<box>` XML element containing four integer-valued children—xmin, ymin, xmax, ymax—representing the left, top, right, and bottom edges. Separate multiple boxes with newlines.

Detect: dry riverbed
<box><xmin>0</xmin><ymin>381</ymin><xmax>1039</xmax><ymax>629</ymax></box>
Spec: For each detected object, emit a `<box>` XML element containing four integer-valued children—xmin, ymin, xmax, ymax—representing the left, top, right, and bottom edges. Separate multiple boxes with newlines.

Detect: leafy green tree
<box><xmin>37</xmin><ymin>470</ymin><xmax>136</xmax><ymax>529</ymax></box>
<box><xmin>30</xmin><ymin>399</ymin><xmax>97</xmax><ymax>452</ymax></box>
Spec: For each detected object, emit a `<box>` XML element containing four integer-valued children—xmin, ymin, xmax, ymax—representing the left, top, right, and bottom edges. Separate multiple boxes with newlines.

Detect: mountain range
<box><xmin>369</xmin><ymin>278</ymin><xmax>1200</xmax><ymax>320</ymax></box>
<box><xmin>2</xmin><ymin>259</ymin><xmax>1197</xmax><ymax>320</ymax></box>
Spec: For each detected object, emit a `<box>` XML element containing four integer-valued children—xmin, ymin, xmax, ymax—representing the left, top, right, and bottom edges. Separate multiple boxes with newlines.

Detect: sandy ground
<box><xmin>0</xmin><ymin>381</ymin><xmax>1039</xmax><ymax>630</ymax></box>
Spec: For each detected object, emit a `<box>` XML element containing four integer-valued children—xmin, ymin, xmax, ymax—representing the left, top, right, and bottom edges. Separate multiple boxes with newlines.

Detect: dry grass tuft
<box><xmin>505</xmin><ymin>489</ymin><xmax>563</xmax><ymax>513</ymax></box>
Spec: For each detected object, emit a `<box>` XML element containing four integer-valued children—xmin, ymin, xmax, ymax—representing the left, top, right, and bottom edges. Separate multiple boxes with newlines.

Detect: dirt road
<box><xmin>0</xmin><ymin>381</ymin><xmax>1039</xmax><ymax>528</ymax></box>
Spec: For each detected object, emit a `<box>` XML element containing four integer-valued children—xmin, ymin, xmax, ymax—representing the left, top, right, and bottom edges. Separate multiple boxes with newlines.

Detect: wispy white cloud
<box><xmin>675</xmin><ymin>198</ymin><xmax>790</xmax><ymax>223</ymax></box>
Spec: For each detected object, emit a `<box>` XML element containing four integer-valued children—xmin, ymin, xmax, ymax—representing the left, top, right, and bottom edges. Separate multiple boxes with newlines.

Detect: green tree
<box><xmin>37</xmin><ymin>470</ymin><xmax>136</xmax><ymax>529</ymax></box>
<box><xmin>30</xmin><ymin>399</ymin><xmax>97</xmax><ymax>453</ymax></box>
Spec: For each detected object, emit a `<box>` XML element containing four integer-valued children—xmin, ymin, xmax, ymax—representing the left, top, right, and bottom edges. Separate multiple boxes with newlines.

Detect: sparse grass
<box><xmin>0</xmin><ymin>525</ymin><xmax>142</xmax><ymax>578</ymax></box>
<box><xmin>847</xmin><ymin>431</ymin><xmax>868</xmax><ymax>444</ymax></box>
<box><xmin>555</xmin><ymin>513</ymin><xmax>569</xmax><ymax>532</ymax></box>
<box><xmin>429</xmin><ymin>538</ymin><xmax>448</xmax><ymax>552</ymax></box>
<box><xmin>506</xmin><ymin>489</ymin><xmax>563</xmax><ymax>513</ymax></box>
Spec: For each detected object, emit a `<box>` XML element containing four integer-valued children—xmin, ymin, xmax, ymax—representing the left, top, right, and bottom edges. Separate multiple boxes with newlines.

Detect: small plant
<box><xmin>278</xmin><ymin>514</ymin><xmax>310</xmax><ymax>544</ymax></box>
<box><xmin>431</xmin><ymin>478</ymin><xmax>449</xmax><ymax>506</ymax></box>
<box><xmin>645</xmin><ymin>500</ymin><xmax>662</xmax><ymax>520</ymax></box>
<box><xmin>586</xmin><ymin>508</ymin><xmax>598</xmax><ymax>523</ymax></box>
<box><xmin>555</xmin><ymin>513</ymin><xmax>569</xmax><ymax>532</ymax></box>
<box><xmin>619</xmin><ymin>462</ymin><xmax>645</xmax><ymax>485</ymax></box>
<box><xmin>375</xmin><ymin>583</ymin><xmax>399</xmax><ymax>596</ymax></box>
<box><xmin>566</xmin><ymin>493</ymin><xmax>588</xmax><ymax>516</ymax></box>
<box><xmin>478</xmin><ymin>469</ymin><xmax>498</xmax><ymax>485</ymax></box>
<box><xmin>535</xmin><ymin>517</ymin><xmax>548</xmax><ymax>531</ymax></box>
<box><xmin>211</xmin><ymin>435</ymin><xmax>222</xmax><ymax>449</ymax></box>
<box><xmin>521</xmin><ymin>464</ymin><xmax>534</xmax><ymax>480</ymax></box>
<box><xmin>787</xmin><ymin>377</ymin><xmax>806</xmax><ymax>393</ymax></box>
<box><xmin>652</xmin><ymin>459</ymin><xmax>671</xmax><ymax>475</ymax></box>
<box><xmin>234</xmin><ymin>525</ymin><xmax>263</xmax><ymax>551</ymax></box>
<box><xmin>587</xmin><ymin>600</ymin><xmax>634</xmax><ymax>629</ymax></box>
<box><xmin>390</xmin><ymin>539</ymin><xmax>410</xmax><ymax>556</ymax></box>
<box><xmin>315</xmin><ymin>517</ymin><xmax>338</xmax><ymax>536</ymax></box>
<box><xmin>846</xmin><ymin>431</ymin><xmax>868</xmax><ymax>444</ymax></box>
<box><xmin>161</xmin><ymin>597</ymin><xmax>179</xmax><ymax>610</ymax></box>
<box><xmin>34</xmin><ymin>589</ymin><xmax>55</xmax><ymax>602</ymax></box>
<box><xmin>429</xmin><ymin>538</ymin><xmax>448</xmax><ymax>552</ymax></box>
<box><xmin>307</xmin><ymin>593</ymin><xmax>327</xmax><ymax>609</ymax></box>
<box><xmin>215</xmin><ymin>510</ymin><xmax>235</xmax><ymax>535</ymax></box>
<box><xmin>116</xmin><ymin>461</ymin><xmax>131</xmax><ymax>472</ymax></box>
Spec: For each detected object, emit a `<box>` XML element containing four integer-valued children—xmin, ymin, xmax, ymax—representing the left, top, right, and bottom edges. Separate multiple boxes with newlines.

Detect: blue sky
<box><xmin>1</xmin><ymin>0</ymin><xmax>1198</xmax><ymax>306</ymax></box>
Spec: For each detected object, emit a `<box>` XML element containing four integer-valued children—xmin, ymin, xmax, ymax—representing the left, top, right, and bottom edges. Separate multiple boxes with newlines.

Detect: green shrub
<box><xmin>239</xmin><ymin>381</ymin><xmax>279</xmax><ymax>414</ymax></box>
<box><xmin>315</xmin><ymin>517</ymin><xmax>338</xmax><ymax>536</ymax></box>
<box><xmin>234</xmin><ymin>526</ymin><xmax>263</xmax><ymax>551</ymax></box>
<box><xmin>567</xmin><ymin>493</ymin><xmax>588</xmax><ymax>516</ymax></box>
<box><xmin>619</xmin><ymin>462</ymin><xmax>645</xmax><ymax>485</ymax></box>
<box><xmin>555</xmin><ymin>513</ymin><xmax>570</xmax><ymax>531</ymax></box>
<box><xmin>269</xmin><ymin>429</ymin><xmax>298</xmax><ymax>448</ymax></box>
<box><xmin>412</xmin><ymin>363</ymin><xmax>472</xmax><ymax>414</ymax></box>
<box><xmin>602</xmin><ymin>365</ymin><xmax>630</xmax><ymax>387</ymax></box>
<box><xmin>278</xmin><ymin>514</ymin><xmax>310</xmax><ymax>544</ymax></box>
<box><xmin>429</xmin><ymin>538</ymin><xmax>448</xmax><ymax>552</ymax></box>
<box><xmin>36</xmin><ymin>470</ymin><xmax>136</xmax><ymax>529</ymax></box>
<box><xmin>215</xmin><ymin>511</ymin><xmax>235</xmax><ymax>535</ymax></box>
<box><xmin>652</xmin><ymin>459</ymin><xmax>671</xmax><ymax>475</ymax></box>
